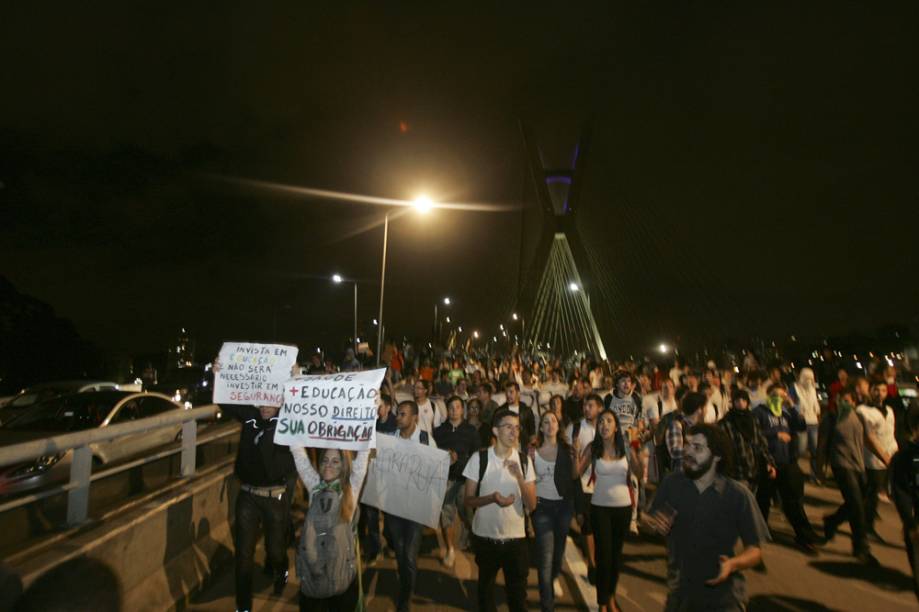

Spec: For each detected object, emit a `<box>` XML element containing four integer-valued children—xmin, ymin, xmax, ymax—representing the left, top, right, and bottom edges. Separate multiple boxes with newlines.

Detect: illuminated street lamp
<box><xmin>414</xmin><ymin>195</ymin><xmax>433</xmax><ymax>213</ymax></box>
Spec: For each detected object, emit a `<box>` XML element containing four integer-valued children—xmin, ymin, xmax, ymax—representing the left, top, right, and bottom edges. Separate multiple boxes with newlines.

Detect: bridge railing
<box><xmin>0</xmin><ymin>405</ymin><xmax>237</xmax><ymax>526</ymax></box>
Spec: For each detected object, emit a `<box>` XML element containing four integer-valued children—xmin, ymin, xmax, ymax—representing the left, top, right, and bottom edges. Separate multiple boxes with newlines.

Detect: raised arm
<box><xmin>290</xmin><ymin>445</ymin><xmax>320</xmax><ymax>491</ymax></box>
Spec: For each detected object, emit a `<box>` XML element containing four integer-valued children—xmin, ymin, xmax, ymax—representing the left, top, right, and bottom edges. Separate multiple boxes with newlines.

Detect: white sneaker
<box><xmin>553</xmin><ymin>577</ymin><xmax>563</xmax><ymax>597</ymax></box>
<box><xmin>442</xmin><ymin>547</ymin><xmax>455</xmax><ymax>568</ymax></box>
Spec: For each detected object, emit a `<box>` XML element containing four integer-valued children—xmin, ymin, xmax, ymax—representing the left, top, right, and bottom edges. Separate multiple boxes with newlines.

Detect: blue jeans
<box><xmin>384</xmin><ymin>513</ymin><xmax>422</xmax><ymax>611</ymax></box>
<box><xmin>797</xmin><ymin>425</ymin><xmax>820</xmax><ymax>477</ymax></box>
<box><xmin>532</xmin><ymin>498</ymin><xmax>574</xmax><ymax>612</ymax></box>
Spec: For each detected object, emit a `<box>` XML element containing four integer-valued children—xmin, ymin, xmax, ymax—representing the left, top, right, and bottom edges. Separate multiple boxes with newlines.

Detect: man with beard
<box><xmin>646</xmin><ymin>424</ymin><xmax>769</xmax><ymax>612</ymax></box>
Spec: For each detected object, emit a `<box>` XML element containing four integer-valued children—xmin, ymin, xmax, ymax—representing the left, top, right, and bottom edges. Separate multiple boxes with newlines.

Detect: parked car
<box><xmin>0</xmin><ymin>390</ymin><xmax>185</xmax><ymax>496</ymax></box>
<box><xmin>147</xmin><ymin>367</ymin><xmax>213</xmax><ymax>407</ymax></box>
<box><xmin>0</xmin><ymin>380</ymin><xmax>120</xmax><ymax>425</ymax></box>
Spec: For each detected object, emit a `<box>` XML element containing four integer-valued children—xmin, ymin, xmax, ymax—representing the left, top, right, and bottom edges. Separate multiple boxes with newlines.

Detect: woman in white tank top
<box><xmin>577</xmin><ymin>408</ymin><xmax>642</xmax><ymax>612</ymax></box>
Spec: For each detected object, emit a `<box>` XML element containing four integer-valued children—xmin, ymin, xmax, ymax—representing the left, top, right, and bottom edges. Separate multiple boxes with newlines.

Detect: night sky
<box><xmin>2</xmin><ymin>3</ymin><xmax>918</xmax><ymax>361</ymax></box>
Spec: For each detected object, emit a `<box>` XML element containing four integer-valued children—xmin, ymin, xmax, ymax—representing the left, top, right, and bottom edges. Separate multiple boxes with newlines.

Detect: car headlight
<box><xmin>9</xmin><ymin>454</ymin><xmax>63</xmax><ymax>478</ymax></box>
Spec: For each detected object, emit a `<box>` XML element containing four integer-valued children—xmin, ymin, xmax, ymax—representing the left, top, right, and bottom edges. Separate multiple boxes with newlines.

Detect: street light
<box><xmin>414</xmin><ymin>195</ymin><xmax>433</xmax><ymax>213</ymax></box>
<box><xmin>659</xmin><ymin>343</ymin><xmax>669</xmax><ymax>354</ymax></box>
<box><xmin>568</xmin><ymin>282</ymin><xmax>579</xmax><ymax>292</ymax></box>
<box><xmin>331</xmin><ymin>273</ymin><xmax>358</xmax><ymax>355</ymax></box>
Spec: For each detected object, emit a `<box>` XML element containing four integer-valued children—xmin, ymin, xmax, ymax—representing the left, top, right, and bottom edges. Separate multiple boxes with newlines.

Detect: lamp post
<box><xmin>376</xmin><ymin>196</ymin><xmax>431</xmax><ymax>366</ymax></box>
<box><xmin>332</xmin><ymin>274</ymin><xmax>358</xmax><ymax>355</ymax></box>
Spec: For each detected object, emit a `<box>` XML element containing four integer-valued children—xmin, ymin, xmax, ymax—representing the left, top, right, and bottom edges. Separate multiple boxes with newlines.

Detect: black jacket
<box><xmin>551</xmin><ymin>443</ymin><xmax>577</xmax><ymax>500</ymax></box>
<box><xmin>222</xmin><ymin>405</ymin><xmax>295</xmax><ymax>487</ymax></box>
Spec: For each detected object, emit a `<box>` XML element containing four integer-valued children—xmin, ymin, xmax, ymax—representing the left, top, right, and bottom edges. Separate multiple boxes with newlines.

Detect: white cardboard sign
<box><xmin>274</xmin><ymin>368</ymin><xmax>386</xmax><ymax>451</ymax></box>
<box><xmin>213</xmin><ymin>342</ymin><xmax>298</xmax><ymax>407</ymax></box>
<box><xmin>360</xmin><ymin>433</ymin><xmax>450</xmax><ymax>528</ymax></box>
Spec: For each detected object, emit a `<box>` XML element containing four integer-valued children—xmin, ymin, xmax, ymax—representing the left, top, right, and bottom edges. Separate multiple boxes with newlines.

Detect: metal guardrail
<box><xmin>0</xmin><ymin>405</ymin><xmax>224</xmax><ymax>526</ymax></box>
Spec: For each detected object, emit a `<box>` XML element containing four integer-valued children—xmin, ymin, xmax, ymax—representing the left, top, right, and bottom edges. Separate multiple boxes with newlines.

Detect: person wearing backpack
<box><xmin>290</xmin><ymin>445</ymin><xmax>370</xmax><ymax>611</ymax></box>
<box><xmin>463</xmin><ymin>407</ymin><xmax>537</xmax><ymax>612</ymax></box>
<box><xmin>385</xmin><ymin>400</ymin><xmax>437</xmax><ymax>611</ymax></box>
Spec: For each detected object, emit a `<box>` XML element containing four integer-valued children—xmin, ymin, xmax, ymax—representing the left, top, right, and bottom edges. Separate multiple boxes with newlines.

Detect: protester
<box><xmin>790</xmin><ymin>367</ymin><xmax>822</xmax><ymax>482</ymax></box>
<box><xmin>752</xmin><ymin>383</ymin><xmax>820</xmax><ymax>554</ymax></box>
<box><xmin>413</xmin><ymin>379</ymin><xmax>443</xmax><ymax>436</ymax></box>
<box><xmin>567</xmin><ymin>393</ymin><xmax>602</xmax><ymax>584</ymax></box>
<box><xmin>531</xmin><ymin>410</ymin><xmax>577</xmax><ymax>611</ymax></box>
<box><xmin>858</xmin><ymin>380</ymin><xmax>898</xmax><ymax>542</ymax></box>
<box><xmin>478</xmin><ymin>382</ymin><xmax>500</xmax><ymax>426</ymax></box>
<box><xmin>500</xmin><ymin>381</ymin><xmax>537</xmax><ymax>450</ymax></box>
<box><xmin>646</xmin><ymin>424</ymin><xmax>769</xmax><ymax>611</ymax></box>
<box><xmin>433</xmin><ymin>395</ymin><xmax>480</xmax><ymax>568</ymax></box>
<box><xmin>548</xmin><ymin>394</ymin><xmax>566</xmax><ymax>428</ymax></box>
<box><xmin>463</xmin><ymin>408</ymin><xmax>537</xmax><ymax>612</ymax></box>
<box><xmin>385</xmin><ymin>400</ymin><xmax>437</xmax><ymax>611</ymax></box>
<box><xmin>719</xmin><ymin>389</ymin><xmax>776</xmax><ymax>492</ymax></box>
<box><xmin>290</xmin><ymin>445</ymin><xmax>369</xmax><ymax>611</ymax></box>
<box><xmin>819</xmin><ymin>388</ymin><xmax>878</xmax><ymax>565</ymax></box>
<box><xmin>665</xmin><ymin>391</ymin><xmax>707</xmax><ymax>474</ymax></box>
<box><xmin>890</xmin><ymin>403</ymin><xmax>919</xmax><ymax>602</ymax></box>
<box><xmin>213</xmin><ymin>354</ymin><xmax>297</xmax><ymax>612</ymax></box>
<box><xmin>579</xmin><ymin>408</ymin><xmax>642</xmax><ymax>612</ymax></box>
<box><xmin>605</xmin><ymin>371</ymin><xmax>645</xmax><ymax>533</ymax></box>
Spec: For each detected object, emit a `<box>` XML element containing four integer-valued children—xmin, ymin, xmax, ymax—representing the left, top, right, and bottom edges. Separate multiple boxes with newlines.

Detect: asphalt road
<box><xmin>189</xmin><ymin>464</ymin><xmax>918</xmax><ymax>611</ymax></box>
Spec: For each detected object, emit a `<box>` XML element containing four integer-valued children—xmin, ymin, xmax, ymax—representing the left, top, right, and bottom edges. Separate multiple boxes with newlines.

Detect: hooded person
<box><xmin>790</xmin><ymin>368</ymin><xmax>822</xmax><ymax>482</ymax></box>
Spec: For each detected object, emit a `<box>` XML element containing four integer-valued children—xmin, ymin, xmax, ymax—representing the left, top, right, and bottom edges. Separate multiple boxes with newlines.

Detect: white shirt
<box><xmin>703</xmin><ymin>400</ymin><xmax>718</xmax><ymax>424</ymax></box>
<box><xmin>416</xmin><ymin>398</ymin><xmax>443</xmax><ymax>435</ymax></box>
<box><xmin>463</xmin><ymin>447</ymin><xmax>536</xmax><ymax>539</ymax></box>
<box><xmin>542</xmin><ymin>380</ymin><xmax>570</xmax><ymax>398</ymax></box>
<box><xmin>590</xmin><ymin>456</ymin><xmax>631</xmax><ymax>508</ymax></box>
<box><xmin>402</xmin><ymin>425</ymin><xmax>438</xmax><ymax>448</ymax></box>
<box><xmin>856</xmin><ymin>404</ymin><xmax>897</xmax><ymax>470</ymax></box>
<box><xmin>565</xmin><ymin>418</ymin><xmax>596</xmax><ymax>493</ymax></box>
<box><xmin>641</xmin><ymin>393</ymin><xmax>677</xmax><ymax>423</ymax></box>
<box><xmin>534</xmin><ymin>452</ymin><xmax>561</xmax><ymax>500</ymax></box>
<box><xmin>709</xmin><ymin>388</ymin><xmax>728</xmax><ymax>420</ymax></box>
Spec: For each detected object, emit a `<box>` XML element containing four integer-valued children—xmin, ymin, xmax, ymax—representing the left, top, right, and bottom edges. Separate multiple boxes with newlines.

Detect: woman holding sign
<box><xmin>290</xmin><ymin>445</ymin><xmax>370</xmax><ymax>611</ymax></box>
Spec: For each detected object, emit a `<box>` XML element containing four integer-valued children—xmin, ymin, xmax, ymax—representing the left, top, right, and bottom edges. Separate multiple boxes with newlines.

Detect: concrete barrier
<box><xmin>7</xmin><ymin>461</ymin><xmax>238</xmax><ymax>611</ymax></box>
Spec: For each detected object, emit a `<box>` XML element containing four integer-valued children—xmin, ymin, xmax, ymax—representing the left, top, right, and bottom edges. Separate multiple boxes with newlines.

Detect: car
<box><xmin>0</xmin><ymin>380</ymin><xmax>120</xmax><ymax>425</ymax></box>
<box><xmin>147</xmin><ymin>367</ymin><xmax>213</xmax><ymax>408</ymax></box>
<box><xmin>0</xmin><ymin>390</ymin><xmax>186</xmax><ymax>497</ymax></box>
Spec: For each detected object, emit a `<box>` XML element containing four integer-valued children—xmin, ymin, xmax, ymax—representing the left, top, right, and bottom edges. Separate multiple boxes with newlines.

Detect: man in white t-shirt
<box><xmin>464</xmin><ymin>407</ymin><xmax>536</xmax><ymax>612</ymax></box>
<box><xmin>413</xmin><ymin>379</ymin><xmax>444</xmax><ymax>436</ymax></box>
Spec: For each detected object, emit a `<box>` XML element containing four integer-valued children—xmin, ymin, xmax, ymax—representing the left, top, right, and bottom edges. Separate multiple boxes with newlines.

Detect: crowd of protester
<box><xmin>223</xmin><ymin>342</ymin><xmax>919</xmax><ymax>612</ymax></box>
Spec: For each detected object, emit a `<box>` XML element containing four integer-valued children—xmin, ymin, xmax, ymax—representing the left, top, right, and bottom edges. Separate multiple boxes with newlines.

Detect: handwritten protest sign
<box><xmin>360</xmin><ymin>433</ymin><xmax>450</xmax><ymax>528</ymax></box>
<box><xmin>274</xmin><ymin>368</ymin><xmax>386</xmax><ymax>451</ymax></box>
<box><xmin>214</xmin><ymin>342</ymin><xmax>298</xmax><ymax>407</ymax></box>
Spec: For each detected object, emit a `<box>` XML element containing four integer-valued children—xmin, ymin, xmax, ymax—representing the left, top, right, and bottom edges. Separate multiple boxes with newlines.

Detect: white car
<box><xmin>0</xmin><ymin>380</ymin><xmax>119</xmax><ymax>425</ymax></box>
<box><xmin>0</xmin><ymin>390</ymin><xmax>185</xmax><ymax>496</ymax></box>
